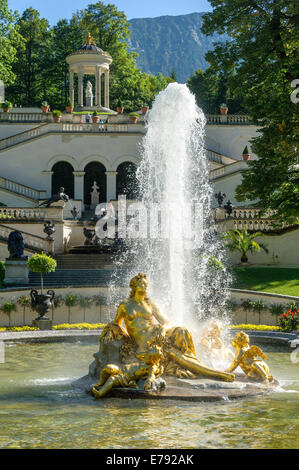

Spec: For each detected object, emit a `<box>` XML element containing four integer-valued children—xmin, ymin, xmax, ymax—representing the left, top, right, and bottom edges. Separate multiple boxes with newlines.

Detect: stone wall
<box><xmin>0</xmin><ymin>286</ymin><xmax>296</xmax><ymax>328</ymax></box>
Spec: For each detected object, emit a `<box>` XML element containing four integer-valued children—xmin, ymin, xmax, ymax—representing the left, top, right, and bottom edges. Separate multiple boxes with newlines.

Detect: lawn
<box><xmin>231</xmin><ymin>267</ymin><xmax>299</xmax><ymax>297</ymax></box>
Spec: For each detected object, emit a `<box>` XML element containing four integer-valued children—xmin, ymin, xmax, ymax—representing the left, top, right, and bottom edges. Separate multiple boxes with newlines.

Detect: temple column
<box><xmin>105</xmin><ymin>171</ymin><xmax>118</xmax><ymax>201</ymax></box>
<box><xmin>96</xmin><ymin>66</ymin><xmax>102</xmax><ymax>107</ymax></box>
<box><xmin>78</xmin><ymin>67</ymin><xmax>84</xmax><ymax>108</ymax></box>
<box><xmin>41</xmin><ymin>171</ymin><xmax>54</xmax><ymax>198</ymax></box>
<box><xmin>69</xmin><ymin>70</ymin><xmax>75</xmax><ymax>105</ymax></box>
<box><xmin>73</xmin><ymin>171</ymin><xmax>85</xmax><ymax>201</ymax></box>
<box><xmin>104</xmin><ymin>70</ymin><xmax>110</xmax><ymax>109</ymax></box>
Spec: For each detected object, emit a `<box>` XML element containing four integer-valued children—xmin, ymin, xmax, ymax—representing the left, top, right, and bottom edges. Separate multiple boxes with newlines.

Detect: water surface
<box><xmin>0</xmin><ymin>341</ymin><xmax>298</xmax><ymax>449</ymax></box>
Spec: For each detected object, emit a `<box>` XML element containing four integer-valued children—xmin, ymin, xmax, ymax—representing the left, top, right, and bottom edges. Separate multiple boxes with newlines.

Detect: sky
<box><xmin>8</xmin><ymin>0</ymin><xmax>212</xmax><ymax>24</ymax></box>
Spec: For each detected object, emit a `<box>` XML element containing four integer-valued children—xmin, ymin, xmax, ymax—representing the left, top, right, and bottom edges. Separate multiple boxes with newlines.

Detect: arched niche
<box><xmin>51</xmin><ymin>161</ymin><xmax>74</xmax><ymax>198</ymax></box>
<box><xmin>84</xmin><ymin>161</ymin><xmax>107</xmax><ymax>206</ymax></box>
<box><xmin>116</xmin><ymin>162</ymin><xmax>138</xmax><ymax>199</ymax></box>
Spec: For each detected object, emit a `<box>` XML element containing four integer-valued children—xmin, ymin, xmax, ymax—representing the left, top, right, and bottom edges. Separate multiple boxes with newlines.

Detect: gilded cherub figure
<box><xmin>199</xmin><ymin>320</ymin><xmax>234</xmax><ymax>363</ymax></box>
<box><xmin>92</xmin><ymin>346</ymin><xmax>164</xmax><ymax>399</ymax></box>
<box><xmin>226</xmin><ymin>331</ymin><xmax>274</xmax><ymax>383</ymax></box>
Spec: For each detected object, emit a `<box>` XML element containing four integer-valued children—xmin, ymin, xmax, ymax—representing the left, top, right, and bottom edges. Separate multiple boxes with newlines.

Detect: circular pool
<box><xmin>0</xmin><ymin>340</ymin><xmax>298</xmax><ymax>449</ymax></box>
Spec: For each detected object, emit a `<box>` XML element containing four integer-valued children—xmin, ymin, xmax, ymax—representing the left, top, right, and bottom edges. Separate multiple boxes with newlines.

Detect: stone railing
<box><xmin>206</xmin><ymin>149</ymin><xmax>223</xmax><ymax>164</ymax></box>
<box><xmin>0</xmin><ymin>224</ymin><xmax>51</xmax><ymax>252</ymax></box>
<box><xmin>61</xmin><ymin>123</ymin><xmax>132</xmax><ymax>133</ymax></box>
<box><xmin>206</xmin><ymin>114</ymin><xmax>250</xmax><ymax>125</ymax></box>
<box><xmin>232</xmin><ymin>208</ymin><xmax>281</xmax><ymax>232</ymax></box>
<box><xmin>215</xmin><ymin>207</ymin><xmax>289</xmax><ymax>233</ymax></box>
<box><xmin>0</xmin><ymin>113</ymin><xmax>46</xmax><ymax>123</ymax></box>
<box><xmin>0</xmin><ymin>206</ymin><xmax>63</xmax><ymax>221</ymax></box>
<box><xmin>0</xmin><ymin>121</ymin><xmax>145</xmax><ymax>151</ymax></box>
<box><xmin>0</xmin><ymin>125</ymin><xmax>45</xmax><ymax>150</ymax></box>
<box><xmin>0</xmin><ymin>176</ymin><xmax>46</xmax><ymax>200</ymax></box>
<box><xmin>210</xmin><ymin>160</ymin><xmax>247</xmax><ymax>180</ymax></box>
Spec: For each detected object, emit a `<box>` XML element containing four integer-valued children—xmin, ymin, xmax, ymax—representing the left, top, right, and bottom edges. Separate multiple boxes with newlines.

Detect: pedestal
<box><xmin>32</xmin><ymin>318</ymin><xmax>53</xmax><ymax>331</ymax></box>
<box><xmin>4</xmin><ymin>259</ymin><xmax>29</xmax><ymax>285</ymax></box>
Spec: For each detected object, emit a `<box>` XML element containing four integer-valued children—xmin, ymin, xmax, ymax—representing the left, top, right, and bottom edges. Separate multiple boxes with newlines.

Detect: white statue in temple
<box><xmin>86</xmin><ymin>81</ymin><xmax>93</xmax><ymax>107</ymax></box>
<box><xmin>90</xmin><ymin>181</ymin><xmax>100</xmax><ymax>209</ymax></box>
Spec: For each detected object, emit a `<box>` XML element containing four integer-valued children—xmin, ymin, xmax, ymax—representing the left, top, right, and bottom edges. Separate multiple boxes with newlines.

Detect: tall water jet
<box><xmin>109</xmin><ymin>83</ymin><xmax>231</xmax><ymax>326</ymax></box>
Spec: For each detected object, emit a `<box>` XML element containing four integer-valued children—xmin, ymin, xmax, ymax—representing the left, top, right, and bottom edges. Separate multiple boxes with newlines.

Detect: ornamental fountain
<box><xmin>76</xmin><ymin>84</ymin><xmax>277</xmax><ymax>400</ymax></box>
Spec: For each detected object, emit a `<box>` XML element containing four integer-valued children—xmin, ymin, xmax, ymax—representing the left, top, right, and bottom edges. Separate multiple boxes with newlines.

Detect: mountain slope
<box><xmin>128</xmin><ymin>12</ymin><xmax>228</xmax><ymax>83</ymax></box>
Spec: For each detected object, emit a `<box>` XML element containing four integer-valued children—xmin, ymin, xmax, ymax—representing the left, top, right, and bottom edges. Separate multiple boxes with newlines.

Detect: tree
<box><xmin>0</xmin><ymin>0</ymin><xmax>23</xmax><ymax>87</ymax></box>
<box><xmin>42</xmin><ymin>19</ymin><xmax>82</xmax><ymax>109</ymax></box>
<box><xmin>7</xmin><ymin>8</ymin><xmax>51</xmax><ymax>106</ymax></box>
<box><xmin>27</xmin><ymin>253</ymin><xmax>57</xmax><ymax>294</ymax></box>
<box><xmin>222</xmin><ymin>229</ymin><xmax>268</xmax><ymax>264</ymax></box>
<box><xmin>202</xmin><ymin>0</ymin><xmax>298</xmax><ymax>222</ymax></box>
<box><xmin>73</xmin><ymin>2</ymin><xmax>174</xmax><ymax>111</ymax></box>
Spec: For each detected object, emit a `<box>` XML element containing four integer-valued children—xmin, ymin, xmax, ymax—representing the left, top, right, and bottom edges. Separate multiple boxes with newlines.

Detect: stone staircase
<box><xmin>55</xmin><ymin>254</ymin><xmax>115</xmax><ymax>269</ymax></box>
<box><xmin>28</xmin><ymin>269</ymin><xmax>117</xmax><ymax>288</ymax></box>
<box><xmin>28</xmin><ymin>253</ymin><xmax>130</xmax><ymax>287</ymax></box>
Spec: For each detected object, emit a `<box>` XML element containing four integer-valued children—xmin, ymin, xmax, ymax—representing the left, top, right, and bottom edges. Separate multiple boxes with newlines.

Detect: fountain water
<box><xmin>110</xmin><ymin>83</ymin><xmax>231</xmax><ymax>327</ymax></box>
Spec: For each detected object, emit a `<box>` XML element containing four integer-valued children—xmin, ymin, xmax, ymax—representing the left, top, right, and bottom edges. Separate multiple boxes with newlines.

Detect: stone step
<box><xmin>55</xmin><ymin>254</ymin><xmax>115</xmax><ymax>269</ymax></box>
<box><xmin>28</xmin><ymin>269</ymin><xmax>129</xmax><ymax>287</ymax></box>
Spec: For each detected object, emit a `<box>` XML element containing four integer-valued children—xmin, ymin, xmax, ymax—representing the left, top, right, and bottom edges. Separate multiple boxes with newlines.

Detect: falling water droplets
<box><xmin>109</xmin><ymin>83</ymin><xmax>231</xmax><ymax>327</ymax></box>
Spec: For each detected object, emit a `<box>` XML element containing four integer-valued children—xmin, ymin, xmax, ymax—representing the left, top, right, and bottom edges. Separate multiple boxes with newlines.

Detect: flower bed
<box><xmin>0</xmin><ymin>323</ymin><xmax>106</xmax><ymax>332</ymax></box>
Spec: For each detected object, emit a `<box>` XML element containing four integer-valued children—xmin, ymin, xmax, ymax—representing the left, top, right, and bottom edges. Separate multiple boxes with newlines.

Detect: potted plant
<box><xmin>129</xmin><ymin>112</ymin><xmax>139</xmax><ymax>124</ymax></box>
<box><xmin>222</xmin><ymin>228</ymin><xmax>269</xmax><ymax>265</ymax></box>
<box><xmin>0</xmin><ymin>301</ymin><xmax>17</xmax><ymax>327</ymax></box>
<box><xmin>92</xmin><ymin>110</ymin><xmax>99</xmax><ymax>123</ymax></box>
<box><xmin>141</xmin><ymin>104</ymin><xmax>149</xmax><ymax>115</ymax></box>
<box><xmin>242</xmin><ymin>145</ymin><xmax>250</xmax><ymax>161</ymax></box>
<box><xmin>66</xmin><ymin>97</ymin><xmax>73</xmax><ymax>114</ymax></box>
<box><xmin>220</xmin><ymin>103</ymin><xmax>228</xmax><ymax>115</ymax></box>
<box><xmin>65</xmin><ymin>293</ymin><xmax>79</xmax><ymax>323</ymax></box>
<box><xmin>1</xmin><ymin>101</ymin><xmax>13</xmax><ymax>113</ymax></box>
<box><xmin>27</xmin><ymin>253</ymin><xmax>57</xmax><ymax>320</ymax></box>
<box><xmin>116</xmin><ymin>100</ymin><xmax>124</xmax><ymax>114</ymax></box>
<box><xmin>52</xmin><ymin>110</ymin><xmax>62</xmax><ymax>123</ymax></box>
<box><xmin>41</xmin><ymin>101</ymin><xmax>49</xmax><ymax>113</ymax></box>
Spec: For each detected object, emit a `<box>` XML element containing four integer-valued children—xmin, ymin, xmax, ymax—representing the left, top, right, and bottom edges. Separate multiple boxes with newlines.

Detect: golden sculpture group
<box><xmin>92</xmin><ymin>274</ymin><xmax>274</xmax><ymax>398</ymax></box>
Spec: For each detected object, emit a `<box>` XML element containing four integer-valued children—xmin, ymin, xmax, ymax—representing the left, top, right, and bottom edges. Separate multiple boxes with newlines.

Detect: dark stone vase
<box><xmin>30</xmin><ymin>289</ymin><xmax>55</xmax><ymax>320</ymax></box>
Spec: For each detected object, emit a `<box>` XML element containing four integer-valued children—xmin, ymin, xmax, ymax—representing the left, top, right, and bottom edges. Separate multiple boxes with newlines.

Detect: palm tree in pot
<box><xmin>222</xmin><ymin>228</ymin><xmax>269</xmax><ymax>264</ymax></box>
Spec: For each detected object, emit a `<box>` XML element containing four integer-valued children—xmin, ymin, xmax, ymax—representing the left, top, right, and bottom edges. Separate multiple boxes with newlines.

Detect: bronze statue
<box><xmin>7</xmin><ymin>230</ymin><xmax>26</xmax><ymax>259</ymax></box>
<box><xmin>39</xmin><ymin>187</ymin><xmax>69</xmax><ymax>207</ymax></box>
<box><xmin>92</xmin><ymin>273</ymin><xmax>235</xmax><ymax>398</ymax></box>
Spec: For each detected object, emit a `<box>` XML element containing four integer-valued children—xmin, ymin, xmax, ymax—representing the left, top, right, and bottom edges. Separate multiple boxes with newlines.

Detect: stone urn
<box><xmin>129</xmin><ymin>116</ymin><xmax>138</xmax><ymax>124</ymax></box>
<box><xmin>30</xmin><ymin>289</ymin><xmax>55</xmax><ymax>320</ymax></box>
<box><xmin>116</xmin><ymin>106</ymin><xmax>124</xmax><ymax>114</ymax></box>
<box><xmin>66</xmin><ymin>105</ymin><xmax>73</xmax><ymax>113</ymax></box>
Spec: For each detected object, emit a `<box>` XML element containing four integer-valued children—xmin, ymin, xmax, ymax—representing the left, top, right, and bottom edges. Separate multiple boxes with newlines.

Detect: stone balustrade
<box><xmin>0</xmin><ymin>113</ymin><xmax>46</xmax><ymax>123</ymax></box>
<box><xmin>210</xmin><ymin>160</ymin><xmax>247</xmax><ymax>180</ymax></box>
<box><xmin>0</xmin><ymin>176</ymin><xmax>46</xmax><ymax>200</ymax></box>
<box><xmin>0</xmin><ymin>206</ymin><xmax>63</xmax><ymax>221</ymax></box>
<box><xmin>0</xmin><ymin>126</ymin><xmax>43</xmax><ymax>150</ymax></box>
<box><xmin>206</xmin><ymin>149</ymin><xmax>223</xmax><ymax>164</ymax></box>
<box><xmin>206</xmin><ymin>114</ymin><xmax>250</xmax><ymax>125</ymax></box>
<box><xmin>61</xmin><ymin>123</ymin><xmax>136</xmax><ymax>133</ymax></box>
<box><xmin>214</xmin><ymin>206</ymin><xmax>287</xmax><ymax>233</ymax></box>
<box><xmin>0</xmin><ymin>224</ymin><xmax>51</xmax><ymax>252</ymax></box>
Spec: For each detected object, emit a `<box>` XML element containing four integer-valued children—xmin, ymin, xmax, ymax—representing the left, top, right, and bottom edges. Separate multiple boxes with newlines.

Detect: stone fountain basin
<box><xmin>73</xmin><ymin>373</ymin><xmax>278</xmax><ymax>402</ymax></box>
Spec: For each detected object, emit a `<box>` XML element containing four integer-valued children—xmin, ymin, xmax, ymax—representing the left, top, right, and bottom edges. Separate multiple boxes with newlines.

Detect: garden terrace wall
<box><xmin>0</xmin><ymin>286</ymin><xmax>127</xmax><ymax>327</ymax></box>
<box><xmin>230</xmin><ymin>289</ymin><xmax>299</xmax><ymax>326</ymax></box>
